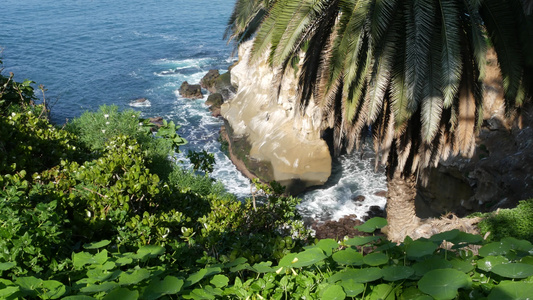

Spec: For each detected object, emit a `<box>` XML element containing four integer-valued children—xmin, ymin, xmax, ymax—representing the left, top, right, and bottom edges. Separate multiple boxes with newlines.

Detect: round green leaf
<box><xmin>479</xmin><ymin>241</ymin><xmax>513</xmax><ymax>257</ymax></box>
<box><xmin>520</xmin><ymin>256</ymin><xmax>533</xmax><ymax>265</ymax></box>
<box><xmin>429</xmin><ymin>230</ymin><xmax>460</xmax><ymax>243</ymax></box>
<box><xmin>451</xmin><ymin>232</ymin><xmax>483</xmax><ymax>245</ymax></box>
<box><xmin>144</xmin><ymin>276</ymin><xmax>183</xmax><ymax>300</ymax></box>
<box><xmin>338</xmin><ymin>280</ymin><xmax>364</xmax><ymax>297</ymax></box>
<box><xmin>292</xmin><ymin>248</ymin><xmax>327</xmax><ymax>268</ymax></box>
<box><xmin>0</xmin><ymin>286</ymin><xmax>20</xmax><ymax>298</ymax></box>
<box><xmin>185</xmin><ymin>268</ymin><xmax>208</xmax><ymax>287</ymax></box>
<box><xmin>477</xmin><ymin>256</ymin><xmax>509</xmax><ymax>272</ymax></box>
<box><xmin>332</xmin><ymin>248</ymin><xmax>364</xmax><ymax>266</ymax></box>
<box><xmin>491</xmin><ymin>263</ymin><xmax>533</xmax><ymax>279</ymax></box>
<box><xmin>329</xmin><ymin>267</ymin><xmax>382</xmax><ymax>283</ymax></box>
<box><xmin>368</xmin><ymin>284</ymin><xmax>396</xmax><ymax>300</ymax></box>
<box><xmin>118</xmin><ymin>268</ymin><xmax>151</xmax><ymax>286</ymax></box>
<box><xmin>80</xmin><ymin>282</ymin><xmax>119</xmax><ymax>293</ymax></box>
<box><xmin>83</xmin><ymin>240</ymin><xmax>111</xmax><ymax>250</ymax></box>
<box><xmin>382</xmin><ymin>266</ymin><xmax>415</xmax><ymax>281</ymax></box>
<box><xmin>316</xmin><ymin>239</ymin><xmax>340</xmax><ymax>256</ymax></box>
<box><xmin>501</xmin><ymin>237</ymin><xmax>533</xmax><ymax>252</ymax></box>
<box><xmin>210</xmin><ymin>275</ymin><xmax>229</xmax><ymax>288</ymax></box>
<box><xmin>102</xmin><ymin>287</ymin><xmax>138</xmax><ymax>300</ymax></box>
<box><xmin>418</xmin><ymin>269</ymin><xmax>471</xmax><ymax>300</ymax></box>
<box><xmin>251</xmin><ymin>261</ymin><xmax>274</xmax><ymax>273</ymax></box>
<box><xmin>0</xmin><ymin>262</ymin><xmax>16</xmax><ymax>271</ymax></box>
<box><xmin>15</xmin><ymin>276</ymin><xmax>43</xmax><ymax>294</ymax></box>
<box><xmin>345</xmin><ymin>236</ymin><xmax>381</xmax><ymax>246</ymax></box>
<box><xmin>413</xmin><ymin>258</ymin><xmax>453</xmax><ymax>276</ymax></box>
<box><xmin>135</xmin><ymin>245</ymin><xmax>165</xmax><ymax>260</ymax></box>
<box><xmin>400</xmin><ymin>286</ymin><xmax>433</xmax><ymax>300</ymax></box>
<box><xmin>354</xmin><ymin>217</ymin><xmax>387</xmax><ymax>233</ymax></box>
<box><xmin>488</xmin><ymin>281</ymin><xmax>533</xmax><ymax>300</ymax></box>
<box><xmin>41</xmin><ymin>280</ymin><xmax>66</xmax><ymax>299</ymax></box>
<box><xmin>450</xmin><ymin>259</ymin><xmax>475</xmax><ymax>273</ymax></box>
<box><xmin>321</xmin><ymin>284</ymin><xmax>346</xmax><ymax>300</ymax></box>
<box><xmin>406</xmin><ymin>240</ymin><xmax>438</xmax><ymax>258</ymax></box>
<box><xmin>363</xmin><ymin>253</ymin><xmax>389</xmax><ymax>266</ymax></box>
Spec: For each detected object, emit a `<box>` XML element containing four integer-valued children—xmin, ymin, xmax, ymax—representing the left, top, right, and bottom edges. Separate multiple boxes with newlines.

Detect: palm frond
<box><xmin>404</xmin><ymin>0</ymin><xmax>436</xmax><ymax>111</ymax></box>
<box><xmin>463</xmin><ymin>1</ymin><xmax>487</xmax><ymax>82</ymax></box>
<box><xmin>225</xmin><ymin>0</ymin><xmax>268</xmax><ymax>46</ymax></box>
<box><xmin>251</xmin><ymin>0</ymin><xmax>289</xmax><ymax>63</ymax></box>
<box><xmin>438</xmin><ymin>0</ymin><xmax>462</xmax><ymax>108</ymax></box>
<box><xmin>299</xmin><ymin>0</ymin><xmax>339</xmax><ymax>111</ymax></box>
<box><xmin>369</xmin><ymin>0</ymin><xmax>400</xmax><ymax>46</ymax></box>
<box><xmin>272</xmin><ymin>0</ymin><xmax>331</xmax><ymax>67</ymax></box>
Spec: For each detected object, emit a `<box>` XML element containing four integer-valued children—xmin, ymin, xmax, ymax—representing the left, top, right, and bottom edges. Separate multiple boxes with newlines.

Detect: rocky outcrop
<box><xmin>179</xmin><ymin>81</ymin><xmax>203</xmax><ymax>99</ymax></box>
<box><xmin>206</xmin><ymin>93</ymin><xmax>224</xmax><ymax>117</ymax></box>
<box><xmin>201</xmin><ymin>69</ymin><xmax>236</xmax><ymax>100</ymax></box>
<box><xmin>220</xmin><ymin>41</ymin><xmax>331</xmax><ymax>194</ymax></box>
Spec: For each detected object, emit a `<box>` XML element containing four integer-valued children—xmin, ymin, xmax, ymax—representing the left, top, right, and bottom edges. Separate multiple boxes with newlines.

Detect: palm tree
<box><xmin>226</xmin><ymin>0</ymin><xmax>533</xmax><ymax>241</ymax></box>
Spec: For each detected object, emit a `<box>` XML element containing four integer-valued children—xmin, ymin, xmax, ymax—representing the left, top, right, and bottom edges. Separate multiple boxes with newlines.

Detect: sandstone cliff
<box><xmin>220</xmin><ymin>41</ymin><xmax>331</xmax><ymax>194</ymax></box>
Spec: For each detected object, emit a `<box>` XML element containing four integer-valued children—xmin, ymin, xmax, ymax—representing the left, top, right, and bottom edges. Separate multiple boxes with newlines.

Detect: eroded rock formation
<box><xmin>220</xmin><ymin>41</ymin><xmax>331</xmax><ymax>194</ymax></box>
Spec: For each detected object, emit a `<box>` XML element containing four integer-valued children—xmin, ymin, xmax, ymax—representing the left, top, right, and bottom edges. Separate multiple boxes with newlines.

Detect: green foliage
<box><xmin>187</xmin><ymin>149</ymin><xmax>216</xmax><ymax>174</ymax></box>
<box><xmin>5</xmin><ymin>68</ymin><xmax>533</xmax><ymax>298</ymax></box>
<box><xmin>477</xmin><ymin>200</ymin><xmax>533</xmax><ymax>242</ymax></box>
<box><xmin>64</xmin><ymin>105</ymin><xmax>184</xmax><ymax>179</ymax></box>
<box><xmin>0</xmin><ymin>67</ymin><xmax>37</xmax><ymax>113</ymax></box>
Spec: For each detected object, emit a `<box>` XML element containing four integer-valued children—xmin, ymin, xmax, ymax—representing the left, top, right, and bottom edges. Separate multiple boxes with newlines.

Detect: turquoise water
<box><xmin>1</xmin><ymin>0</ymin><xmax>386</xmax><ymax>221</ymax></box>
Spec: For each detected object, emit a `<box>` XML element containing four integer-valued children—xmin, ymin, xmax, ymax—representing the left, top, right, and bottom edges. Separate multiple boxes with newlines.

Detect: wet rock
<box><xmin>353</xmin><ymin>195</ymin><xmax>366</xmax><ymax>202</ymax></box>
<box><xmin>200</xmin><ymin>69</ymin><xmax>236</xmax><ymax>100</ymax></box>
<box><xmin>133</xmin><ymin>97</ymin><xmax>148</xmax><ymax>104</ymax></box>
<box><xmin>312</xmin><ymin>215</ymin><xmax>364</xmax><ymax>240</ymax></box>
<box><xmin>147</xmin><ymin>117</ymin><xmax>164</xmax><ymax>133</ymax></box>
<box><xmin>374</xmin><ymin>190</ymin><xmax>387</xmax><ymax>197</ymax></box>
<box><xmin>363</xmin><ymin>206</ymin><xmax>385</xmax><ymax>222</ymax></box>
<box><xmin>200</xmin><ymin>69</ymin><xmax>220</xmax><ymax>92</ymax></box>
<box><xmin>179</xmin><ymin>81</ymin><xmax>203</xmax><ymax>99</ymax></box>
<box><xmin>206</xmin><ymin>93</ymin><xmax>224</xmax><ymax>107</ymax></box>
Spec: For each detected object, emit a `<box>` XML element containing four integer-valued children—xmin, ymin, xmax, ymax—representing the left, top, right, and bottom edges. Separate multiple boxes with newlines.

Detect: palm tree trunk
<box><xmin>384</xmin><ymin>170</ymin><xmax>421</xmax><ymax>243</ymax></box>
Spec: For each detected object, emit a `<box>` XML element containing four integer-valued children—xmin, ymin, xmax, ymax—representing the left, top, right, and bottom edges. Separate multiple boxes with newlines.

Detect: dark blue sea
<box><xmin>1</xmin><ymin>0</ymin><xmax>386</xmax><ymax>221</ymax></box>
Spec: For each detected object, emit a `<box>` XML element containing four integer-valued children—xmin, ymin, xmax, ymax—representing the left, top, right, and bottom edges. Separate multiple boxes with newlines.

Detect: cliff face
<box><xmin>221</xmin><ymin>41</ymin><xmax>331</xmax><ymax>194</ymax></box>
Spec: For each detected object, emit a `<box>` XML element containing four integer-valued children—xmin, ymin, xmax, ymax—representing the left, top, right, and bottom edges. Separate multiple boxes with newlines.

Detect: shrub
<box><xmin>64</xmin><ymin>105</ymin><xmax>184</xmax><ymax>179</ymax></box>
<box><xmin>477</xmin><ymin>199</ymin><xmax>533</xmax><ymax>242</ymax></box>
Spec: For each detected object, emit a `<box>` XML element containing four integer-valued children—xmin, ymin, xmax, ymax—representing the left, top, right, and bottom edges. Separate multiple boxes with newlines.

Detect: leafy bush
<box><xmin>477</xmin><ymin>199</ymin><xmax>533</xmax><ymax>242</ymax></box>
<box><xmin>64</xmin><ymin>105</ymin><xmax>186</xmax><ymax>180</ymax></box>
<box><xmin>0</xmin><ymin>110</ymin><xmax>82</xmax><ymax>180</ymax></box>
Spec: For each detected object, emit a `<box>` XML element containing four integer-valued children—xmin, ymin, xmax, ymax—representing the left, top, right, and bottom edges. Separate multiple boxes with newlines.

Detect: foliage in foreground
<box><xmin>2</xmin><ymin>219</ymin><xmax>533</xmax><ymax>299</ymax></box>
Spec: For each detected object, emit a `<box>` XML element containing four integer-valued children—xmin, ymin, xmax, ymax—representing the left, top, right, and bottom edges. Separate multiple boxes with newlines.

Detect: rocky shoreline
<box><xmin>180</xmin><ymin>46</ymin><xmax>533</xmax><ymax>233</ymax></box>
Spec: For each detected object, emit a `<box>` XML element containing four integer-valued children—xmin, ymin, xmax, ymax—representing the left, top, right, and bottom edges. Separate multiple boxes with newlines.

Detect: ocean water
<box><xmin>1</xmin><ymin>0</ymin><xmax>386</xmax><ymax>221</ymax></box>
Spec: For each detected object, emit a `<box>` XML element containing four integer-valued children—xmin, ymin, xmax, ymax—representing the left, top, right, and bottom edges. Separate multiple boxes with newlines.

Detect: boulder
<box><xmin>179</xmin><ymin>81</ymin><xmax>203</xmax><ymax>99</ymax></box>
<box><xmin>206</xmin><ymin>93</ymin><xmax>224</xmax><ymax>117</ymax></box>
<box><xmin>201</xmin><ymin>69</ymin><xmax>237</xmax><ymax>100</ymax></box>
<box><xmin>205</xmin><ymin>93</ymin><xmax>224</xmax><ymax>107</ymax></box>
<box><xmin>353</xmin><ymin>195</ymin><xmax>366</xmax><ymax>202</ymax></box>
<box><xmin>200</xmin><ymin>69</ymin><xmax>220</xmax><ymax>92</ymax></box>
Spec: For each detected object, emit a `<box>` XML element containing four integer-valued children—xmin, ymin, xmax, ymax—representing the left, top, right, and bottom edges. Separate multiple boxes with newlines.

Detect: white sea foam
<box><xmin>297</xmin><ymin>151</ymin><xmax>387</xmax><ymax>222</ymax></box>
<box><xmin>129</xmin><ymin>99</ymin><xmax>151</xmax><ymax>107</ymax></box>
